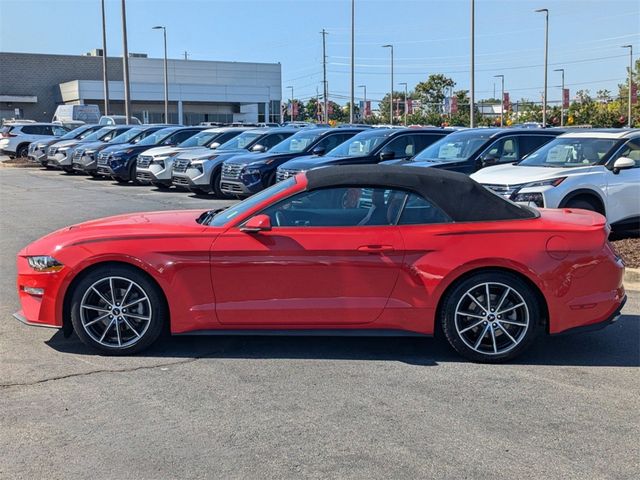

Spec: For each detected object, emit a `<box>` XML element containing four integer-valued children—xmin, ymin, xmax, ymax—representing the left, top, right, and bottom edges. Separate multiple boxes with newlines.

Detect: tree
<box><xmin>415</xmin><ymin>74</ymin><xmax>456</xmax><ymax>114</ymax></box>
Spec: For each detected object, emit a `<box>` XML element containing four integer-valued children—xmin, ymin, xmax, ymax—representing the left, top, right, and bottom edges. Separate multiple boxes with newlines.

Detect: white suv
<box><xmin>472</xmin><ymin>129</ymin><xmax>640</xmax><ymax>233</ymax></box>
<box><xmin>0</xmin><ymin>123</ymin><xmax>69</xmax><ymax>158</ymax></box>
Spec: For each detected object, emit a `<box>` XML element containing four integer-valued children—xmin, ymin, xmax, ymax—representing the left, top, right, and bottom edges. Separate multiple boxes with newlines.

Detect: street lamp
<box><xmin>470</xmin><ymin>0</ymin><xmax>475</xmax><ymax>128</ymax></box>
<box><xmin>535</xmin><ymin>8</ymin><xmax>549</xmax><ymax>127</ymax></box>
<box><xmin>358</xmin><ymin>84</ymin><xmax>367</xmax><ymax>119</ymax></box>
<box><xmin>152</xmin><ymin>26</ymin><xmax>169</xmax><ymax>123</ymax></box>
<box><xmin>350</xmin><ymin>0</ymin><xmax>355</xmax><ymax>124</ymax></box>
<box><xmin>554</xmin><ymin>68</ymin><xmax>565</xmax><ymax>126</ymax></box>
<box><xmin>120</xmin><ymin>0</ymin><xmax>131</xmax><ymax>124</ymax></box>
<box><xmin>100</xmin><ymin>0</ymin><xmax>109</xmax><ymax>115</ymax></box>
<box><xmin>622</xmin><ymin>45</ymin><xmax>634</xmax><ymax>128</ymax></box>
<box><xmin>382</xmin><ymin>44</ymin><xmax>394</xmax><ymax>125</ymax></box>
<box><xmin>287</xmin><ymin>86</ymin><xmax>294</xmax><ymax>121</ymax></box>
<box><xmin>494</xmin><ymin>74</ymin><xmax>504</xmax><ymax>127</ymax></box>
<box><xmin>399</xmin><ymin>82</ymin><xmax>408</xmax><ymax>126</ymax></box>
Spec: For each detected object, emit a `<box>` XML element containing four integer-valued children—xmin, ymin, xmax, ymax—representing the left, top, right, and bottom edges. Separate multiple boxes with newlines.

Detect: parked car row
<box><xmin>16</xmin><ymin>120</ymin><xmax>640</xmax><ymax>234</ymax></box>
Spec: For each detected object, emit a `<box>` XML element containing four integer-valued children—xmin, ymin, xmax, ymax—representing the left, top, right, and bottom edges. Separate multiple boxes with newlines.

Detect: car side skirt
<box><xmin>174</xmin><ymin>328</ymin><xmax>431</xmax><ymax>337</ymax></box>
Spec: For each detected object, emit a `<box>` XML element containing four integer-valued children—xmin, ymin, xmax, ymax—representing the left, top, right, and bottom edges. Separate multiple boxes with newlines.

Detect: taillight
<box><xmin>1</xmin><ymin>132</ymin><xmax>17</xmax><ymax>138</ymax></box>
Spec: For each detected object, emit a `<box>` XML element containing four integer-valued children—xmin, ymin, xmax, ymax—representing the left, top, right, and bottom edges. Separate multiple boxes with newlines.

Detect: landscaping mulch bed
<box><xmin>612</xmin><ymin>237</ymin><xmax>640</xmax><ymax>269</ymax></box>
<box><xmin>0</xmin><ymin>158</ymin><xmax>40</xmax><ymax>168</ymax></box>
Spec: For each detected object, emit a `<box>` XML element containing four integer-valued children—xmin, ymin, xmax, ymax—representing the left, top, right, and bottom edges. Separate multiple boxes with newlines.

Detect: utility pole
<box><xmin>120</xmin><ymin>0</ymin><xmax>131</xmax><ymax>124</ymax></box>
<box><xmin>184</xmin><ymin>51</ymin><xmax>189</xmax><ymax>60</ymax></box>
<box><xmin>536</xmin><ymin>8</ymin><xmax>549</xmax><ymax>127</ymax></box>
<box><xmin>494</xmin><ymin>74</ymin><xmax>504</xmax><ymax>127</ymax></box>
<box><xmin>554</xmin><ymin>68</ymin><xmax>565</xmax><ymax>126</ymax></box>
<box><xmin>152</xmin><ymin>26</ymin><xmax>169</xmax><ymax>123</ymax></box>
<box><xmin>287</xmin><ymin>85</ymin><xmax>294</xmax><ymax>122</ymax></box>
<box><xmin>321</xmin><ymin>29</ymin><xmax>328</xmax><ymax>124</ymax></box>
<box><xmin>399</xmin><ymin>82</ymin><xmax>408</xmax><ymax>126</ymax></box>
<box><xmin>100</xmin><ymin>0</ymin><xmax>109</xmax><ymax>115</ymax></box>
<box><xmin>470</xmin><ymin>0</ymin><xmax>475</xmax><ymax>128</ymax></box>
<box><xmin>350</xmin><ymin>0</ymin><xmax>355</xmax><ymax>123</ymax></box>
<box><xmin>622</xmin><ymin>45</ymin><xmax>633</xmax><ymax>128</ymax></box>
<box><xmin>383</xmin><ymin>44</ymin><xmax>394</xmax><ymax>125</ymax></box>
<box><xmin>358</xmin><ymin>84</ymin><xmax>367</xmax><ymax>120</ymax></box>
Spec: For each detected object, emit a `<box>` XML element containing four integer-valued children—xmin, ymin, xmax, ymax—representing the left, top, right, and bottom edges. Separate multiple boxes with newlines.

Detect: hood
<box><xmin>280</xmin><ymin>155</ymin><xmax>353</xmax><ymax>170</ymax></box>
<box><xmin>173</xmin><ymin>146</ymin><xmax>215</xmax><ymax>161</ymax></box>
<box><xmin>471</xmin><ymin>163</ymin><xmax>597</xmax><ymax>185</ymax></box>
<box><xmin>223</xmin><ymin>150</ymin><xmax>285</xmax><ymax>165</ymax></box>
<box><xmin>79</xmin><ymin>141</ymin><xmax>110</xmax><ymax>152</ymax></box>
<box><xmin>139</xmin><ymin>145</ymin><xmax>182</xmax><ymax>157</ymax></box>
<box><xmin>21</xmin><ymin>210</ymin><xmax>218</xmax><ymax>256</ymax></box>
<box><xmin>52</xmin><ymin>139</ymin><xmax>81</xmax><ymax>150</ymax></box>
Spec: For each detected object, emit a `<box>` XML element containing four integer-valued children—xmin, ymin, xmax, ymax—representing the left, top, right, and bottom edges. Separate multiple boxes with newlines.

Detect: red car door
<box><xmin>210</xmin><ymin>187</ymin><xmax>405</xmax><ymax>326</ymax></box>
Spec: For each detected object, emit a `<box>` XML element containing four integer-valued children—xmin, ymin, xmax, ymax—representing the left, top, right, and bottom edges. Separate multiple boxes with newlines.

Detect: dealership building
<box><xmin>0</xmin><ymin>51</ymin><xmax>283</xmax><ymax>124</ymax></box>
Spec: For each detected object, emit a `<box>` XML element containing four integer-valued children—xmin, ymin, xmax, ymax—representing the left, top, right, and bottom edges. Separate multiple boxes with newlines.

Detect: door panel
<box><xmin>210</xmin><ymin>226</ymin><xmax>404</xmax><ymax>325</ymax></box>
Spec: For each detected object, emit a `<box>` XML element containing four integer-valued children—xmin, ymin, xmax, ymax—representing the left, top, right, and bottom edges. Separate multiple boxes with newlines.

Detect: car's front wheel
<box><xmin>440</xmin><ymin>271</ymin><xmax>542</xmax><ymax>363</ymax></box>
<box><xmin>70</xmin><ymin>265</ymin><xmax>166</xmax><ymax>355</ymax></box>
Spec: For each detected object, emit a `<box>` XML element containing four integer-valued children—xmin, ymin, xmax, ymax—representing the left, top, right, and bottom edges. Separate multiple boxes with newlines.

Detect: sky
<box><xmin>1</xmin><ymin>0</ymin><xmax>638</xmax><ymax>107</ymax></box>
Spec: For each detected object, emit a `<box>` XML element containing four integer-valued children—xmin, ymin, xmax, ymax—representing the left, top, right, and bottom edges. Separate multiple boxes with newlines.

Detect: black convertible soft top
<box><xmin>305</xmin><ymin>165</ymin><xmax>537</xmax><ymax>222</ymax></box>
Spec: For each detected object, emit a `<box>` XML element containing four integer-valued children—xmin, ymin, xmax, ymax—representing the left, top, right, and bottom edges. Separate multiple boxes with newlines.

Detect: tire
<box><xmin>153</xmin><ymin>182</ymin><xmax>171</xmax><ymax>190</ymax></box>
<box><xmin>16</xmin><ymin>144</ymin><xmax>29</xmax><ymax>158</ymax></box>
<box><xmin>210</xmin><ymin>169</ymin><xmax>230</xmax><ymax>198</ymax></box>
<box><xmin>440</xmin><ymin>271</ymin><xmax>543</xmax><ymax>363</ymax></box>
<box><xmin>565</xmin><ymin>197</ymin><xmax>601</xmax><ymax>214</ymax></box>
<box><xmin>115</xmin><ymin>177</ymin><xmax>129</xmax><ymax>184</ymax></box>
<box><xmin>129</xmin><ymin>162</ymin><xmax>139</xmax><ymax>185</ymax></box>
<box><xmin>70</xmin><ymin>264</ymin><xmax>167</xmax><ymax>355</ymax></box>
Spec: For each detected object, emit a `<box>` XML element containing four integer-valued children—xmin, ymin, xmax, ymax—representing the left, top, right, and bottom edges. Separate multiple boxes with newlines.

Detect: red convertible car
<box><xmin>15</xmin><ymin>165</ymin><xmax>626</xmax><ymax>362</ymax></box>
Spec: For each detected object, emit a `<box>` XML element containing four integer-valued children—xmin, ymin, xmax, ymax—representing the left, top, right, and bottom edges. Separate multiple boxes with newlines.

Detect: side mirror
<box><xmin>209</xmin><ymin>142</ymin><xmax>221</xmax><ymax>149</ymax></box>
<box><xmin>251</xmin><ymin>144</ymin><xmax>267</xmax><ymax>153</ymax></box>
<box><xmin>379</xmin><ymin>149</ymin><xmax>395</xmax><ymax>161</ymax></box>
<box><xmin>612</xmin><ymin>157</ymin><xmax>635</xmax><ymax>173</ymax></box>
<box><xmin>312</xmin><ymin>146</ymin><xmax>326</xmax><ymax>156</ymax></box>
<box><xmin>480</xmin><ymin>154</ymin><xmax>498</xmax><ymax>168</ymax></box>
<box><xmin>240</xmin><ymin>214</ymin><xmax>272</xmax><ymax>233</ymax></box>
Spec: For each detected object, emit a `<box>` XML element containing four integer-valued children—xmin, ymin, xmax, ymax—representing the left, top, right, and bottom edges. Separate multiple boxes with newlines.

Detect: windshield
<box><xmin>179</xmin><ymin>130</ymin><xmax>219</xmax><ymax>148</ymax></box>
<box><xmin>518</xmin><ymin>137</ymin><xmax>619</xmax><ymax>167</ymax></box>
<box><xmin>81</xmin><ymin>127</ymin><xmax>116</xmax><ymax>143</ymax></box>
<box><xmin>269</xmin><ymin>131</ymin><xmax>323</xmax><ymax>154</ymax></box>
<box><xmin>217</xmin><ymin>131</ymin><xmax>262</xmax><ymax>150</ymax></box>
<box><xmin>413</xmin><ymin>131</ymin><xmax>492</xmax><ymax>163</ymax></box>
<box><xmin>136</xmin><ymin>128</ymin><xmax>178</xmax><ymax>146</ymax></box>
<box><xmin>326</xmin><ymin>130</ymin><xmax>392</xmax><ymax>157</ymax></box>
<box><xmin>110</xmin><ymin>127</ymin><xmax>148</xmax><ymax>144</ymax></box>
<box><xmin>209</xmin><ymin>177</ymin><xmax>296</xmax><ymax>226</ymax></box>
<box><xmin>59</xmin><ymin>125</ymin><xmax>96</xmax><ymax>140</ymax></box>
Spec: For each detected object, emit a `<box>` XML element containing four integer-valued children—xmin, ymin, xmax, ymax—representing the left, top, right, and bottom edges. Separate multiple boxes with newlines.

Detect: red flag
<box><xmin>365</xmin><ymin>101</ymin><xmax>371</xmax><ymax>116</ymax></box>
<box><xmin>562</xmin><ymin>88</ymin><xmax>570</xmax><ymax>108</ymax></box>
<box><xmin>450</xmin><ymin>97</ymin><xmax>458</xmax><ymax>114</ymax></box>
<box><xmin>503</xmin><ymin>92</ymin><xmax>510</xmax><ymax>112</ymax></box>
<box><xmin>631</xmin><ymin>83</ymin><xmax>638</xmax><ymax>104</ymax></box>
<box><xmin>407</xmin><ymin>99</ymin><xmax>413</xmax><ymax>114</ymax></box>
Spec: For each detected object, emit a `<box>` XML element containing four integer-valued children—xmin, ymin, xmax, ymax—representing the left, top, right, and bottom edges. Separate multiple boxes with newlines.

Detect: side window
<box><xmin>212</xmin><ymin>131</ymin><xmax>238</xmax><ymax>146</ymax></box>
<box><xmin>315</xmin><ymin>133</ymin><xmax>354</xmax><ymax>152</ymax></box>
<box><xmin>39</xmin><ymin>125</ymin><xmax>54</xmax><ymax>136</ymax></box>
<box><xmin>415</xmin><ymin>133</ymin><xmax>447</xmax><ymax>154</ymax></box>
<box><xmin>171</xmin><ymin>130</ymin><xmax>198</xmax><ymax>144</ymax></box>
<box><xmin>383</xmin><ymin>135</ymin><xmax>416</xmax><ymax>159</ymax></box>
<box><xmin>21</xmin><ymin>125</ymin><xmax>38</xmax><ymax>135</ymax></box>
<box><xmin>485</xmin><ymin>137</ymin><xmax>519</xmax><ymax>163</ymax></box>
<box><xmin>518</xmin><ymin>135</ymin><xmax>555</xmax><ymax>159</ymax></box>
<box><xmin>262</xmin><ymin>133</ymin><xmax>290</xmax><ymax>149</ymax></box>
<box><xmin>101</xmin><ymin>130</ymin><xmax>116</xmax><ymax>141</ymax></box>
<box><xmin>52</xmin><ymin>126</ymin><xmax>67</xmax><ymax>136</ymax></box>
<box><xmin>612</xmin><ymin>139</ymin><xmax>640</xmax><ymax>168</ymax></box>
<box><xmin>259</xmin><ymin>186</ymin><xmax>409</xmax><ymax>227</ymax></box>
<box><xmin>398</xmin><ymin>193</ymin><xmax>451</xmax><ymax>225</ymax></box>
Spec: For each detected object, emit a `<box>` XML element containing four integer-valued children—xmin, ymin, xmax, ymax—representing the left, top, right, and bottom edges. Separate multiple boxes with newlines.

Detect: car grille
<box><xmin>97</xmin><ymin>167</ymin><xmax>111</xmax><ymax>175</ymax></box>
<box><xmin>172</xmin><ymin>176</ymin><xmax>190</xmax><ymax>186</ymax></box>
<box><xmin>220</xmin><ymin>182</ymin><xmax>243</xmax><ymax>193</ymax></box>
<box><xmin>482</xmin><ymin>183</ymin><xmax>521</xmax><ymax>199</ymax></box>
<box><xmin>136</xmin><ymin>171</ymin><xmax>153</xmax><ymax>182</ymax></box>
<box><xmin>137</xmin><ymin>155</ymin><xmax>153</xmax><ymax>168</ymax></box>
<box><xmin>47</xmin><ymin>146</ymin><xmax>57</xmax><ymax>156</ymax></box>
<box><xmin>97</xmin><ymin>153</ymin><xmax>110</xmax><ymax>165</ymax></box>
<box><xmin>173</xmin><ymin>159</ymin><xmax>190</xmax><ymax>173</ymax></box>
<box><xmin>28</xmin><ymin>143</ymin><xmax>37</xmax><ymax>154</ymax></box>
<box><xmin>276</xmin><ymin>168</ymin><xmax>302</xmax><ymax>182</ymax></box>
<box><xmin>73</xmin><ymin>149</ymin><xmax>83</xmax><ymax>160</ymax></box>
<box><xmin>221</xmin><ymin>162</ymin><xmax>244</xmax><ymax>180</ymax></box>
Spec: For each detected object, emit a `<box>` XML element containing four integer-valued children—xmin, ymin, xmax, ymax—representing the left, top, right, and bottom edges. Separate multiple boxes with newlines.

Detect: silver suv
<box><xmin>0</xmin><ymin>123</ymin><xmax>69</xmax><ymax>158</ymax></box>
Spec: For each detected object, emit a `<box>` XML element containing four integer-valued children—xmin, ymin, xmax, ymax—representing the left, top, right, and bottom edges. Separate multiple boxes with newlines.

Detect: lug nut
<box><xmin>492</xmin><ymin>323</ymin><xmax>497</xmax><ymax>327</ymax></box>
<box><xmin>483</xmin><ymin>321</ymin><xmax>488</xmax><ymax>325</ymax></box>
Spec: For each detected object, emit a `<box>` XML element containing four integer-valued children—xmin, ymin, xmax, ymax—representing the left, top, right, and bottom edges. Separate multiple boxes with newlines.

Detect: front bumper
<box><xmin>136</xmin><ymin>164</ymin><xmax>172</xmax><ymax>184</ymax></box>
<box><xmin>72</xmin><ymin>153</ymin><xmax>98</xmax><ymax>173</ymax></box>
<box><xmin>47</xmin><ymin>152</ymin><xmax>71</xmax><ymax>167</ymax></box>
<box><xmin>15</xmin><ymin>255</ymin><xmax>66</xmax><ymax>328</ymax></box>
<box><xmin>13</xmin><ymin>311</ymin><xmax>60</xmax><ymax>329</ymax></box>
<box><xmin>1</xmin><ymin>147</ymin><xmax>16</xmax><ymax>155</ymax></box>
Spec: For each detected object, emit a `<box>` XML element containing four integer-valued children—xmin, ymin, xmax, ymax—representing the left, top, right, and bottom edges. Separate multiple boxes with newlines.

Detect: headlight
<box><xmin>58</xmin><ymin>147</ymin><xmax>69</xmax><ymax>153</ymax></box>
<box><xmin>513</xmin><ymin>192</ymin><xmax>544</xmax><ymax>207</ymax></box>
<box><xmin>27</xmin><ymin>256</ymin><xmax>64</xmax><ymax>272</ymax></box>
<box><xmin>244</xmin><ymin>168</ymin><xmax>261</xmax><ymax>176</ymax></box>
<box><xmin>193</xmin><ymin>163</ymin><xmax>203</xmax><ymax>173</ymax></box>
<box><xmin>522</xmin><ymin>177</ymin><xmax>566</xmax><ymax>188</ymax></box>
<box><xmin>156</xmin><ymin>159</ymin><xmax>165</xmax><ymax>168</ymax></box>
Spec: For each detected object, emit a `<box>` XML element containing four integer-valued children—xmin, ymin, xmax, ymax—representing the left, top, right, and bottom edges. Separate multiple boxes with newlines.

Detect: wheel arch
<box><xmin>558</xmin><ymin>188</ymin><xmax>606</xmax><ymax>215</ymax></box>
<box><xmin>61</xmin><ymin>260</ymin><xmax>169</xmax><ymax>336</ymax></box>
<box><xmin>434</xmin><ymin>266</ymin><xmax>550</xmax><ymax>336</ymax></box>
<box><xmin>16</xmin><ymin>142</ymin><xmax>30</xmax><ymax>156</ymax></box>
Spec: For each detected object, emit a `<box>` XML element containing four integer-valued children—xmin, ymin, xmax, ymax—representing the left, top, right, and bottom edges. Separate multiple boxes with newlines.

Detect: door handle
<box><xmin>357</xmin><ymin>245</ymin><xmax>395</xmax><ymax>253</ymax></box>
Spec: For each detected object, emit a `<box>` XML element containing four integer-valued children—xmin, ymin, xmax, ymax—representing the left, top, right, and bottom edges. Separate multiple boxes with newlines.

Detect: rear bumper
<box><xmin>553</xmin><ymin>295</ymin><xmax>627</xmax><ymax>335</ymax></box>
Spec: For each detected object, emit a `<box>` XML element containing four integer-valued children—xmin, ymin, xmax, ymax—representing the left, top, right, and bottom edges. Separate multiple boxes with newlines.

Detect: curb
<box><xmin>624</xmin><ymin>268</ymin><xmax>640</xmax><ymax>292</ymax></box>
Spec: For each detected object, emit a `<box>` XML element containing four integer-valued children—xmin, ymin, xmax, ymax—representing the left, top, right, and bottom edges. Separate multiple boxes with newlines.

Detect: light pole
<box><xmin>622</xmin><ymin>45</ymin><xmax>633</xmax><ymax>128</ymax></box>
<box><xmin>554</xmin><ymin>68</ymin><xmax>565</xmax><ymax>126</ymax></box>
<box><xmin>382</xmin><ymin>44</ymin><xmax>394</xmax><ymax>125</ymax></box>
<box><xmin>470</xmin><ymin>0</ymin><xmax>475</xmax><ymax>128</ymax></box>
<box><xmin>350</xmin><ymin>0</ymin><xmax>355</xmax><ymax>124</ymax></box>
<box><xmin>535</xmin><ymin>8</ymin><xmax>549</xmax><ymax>127</ymax></box>
<box><xmin>321</xmin><ymin>29</ymin><xmax>328</xmax><ymax>124</ymax></box>
<box><xmin>287</xmin><ymin>86</ymin><xmax>294</xmax><ymax>122</ymax></box>
<box><xmin>494</xmin><ymin>74</ymin><xmax>504</xmax><ymax>127</ymax></box>
<box><xmin>100</xmin><ymin>0</ymin><xmax>109</xmax><ymax>115</ymax></box>
<box><xmin>399</xmin><ymin>82</ymin><xmax>408</xmax><ymax>126</ymax></box>
<box><xmin>358</xmin><ymin>84</ymin><xmax>367</xmax><ymax>119</ymax></box>
<box><xmin>120</xmin><ymin>0</ymin><xmax>131</xmax><ymax>124</ymax></box>
<box><xmin>152</xmin><ymin>26</ymin><xmax>169</xmax><ymax>123</ymax></box>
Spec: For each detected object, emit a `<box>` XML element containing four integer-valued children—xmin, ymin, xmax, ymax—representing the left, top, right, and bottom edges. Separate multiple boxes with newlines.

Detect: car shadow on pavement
<box><xmin>45</xmin><ymin>314</ymin><xmax>639</xmax><ymax>367</ymax></box>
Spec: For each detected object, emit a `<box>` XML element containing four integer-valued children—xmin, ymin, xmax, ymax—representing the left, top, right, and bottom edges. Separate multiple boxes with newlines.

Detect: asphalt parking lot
<box><xmin>1</xmin><ymin>166</ymin><xmax>638</xmax><ymax>479</ymax></box>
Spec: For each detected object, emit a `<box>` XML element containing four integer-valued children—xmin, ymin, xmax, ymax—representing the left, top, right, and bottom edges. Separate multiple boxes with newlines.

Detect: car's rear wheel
<box><xmin>70</xmin><ymin>265</ymin><xmax>166</xmax><ymax>355</ymax></box>
<box><xmin>565</xmin><ymin>197</ymin><xmax>601</xmax><ymax>214</ymax></box>
<box><xmin>440</xmin><ymin>271</ymin><xmax>542</xmax><ymax>363</ymax></box>
<box><xmin>16</xmin><ymin>144</ymin><xmax>29</xmax><ymax>158</ymax></box>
